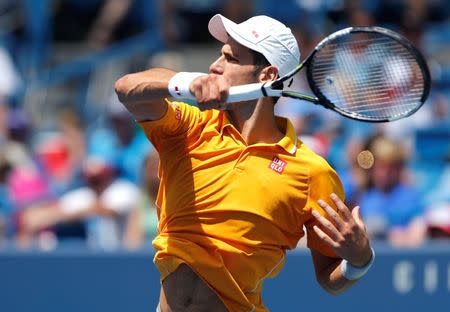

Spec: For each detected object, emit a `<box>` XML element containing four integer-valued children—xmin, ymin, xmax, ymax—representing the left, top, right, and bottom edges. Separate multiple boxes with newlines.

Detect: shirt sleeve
<box><xmin>138</xmin><ymin>99</ymin><xmax>202</xmax><ymax>151</ymax></box>
<box><xmin>304</xmin><ymin>161</ymin><xmax>345</xmax><ymax>258</ymax></box>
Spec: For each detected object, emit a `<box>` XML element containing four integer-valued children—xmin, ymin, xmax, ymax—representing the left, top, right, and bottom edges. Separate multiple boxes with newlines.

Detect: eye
<box><xmin>226</xmin><ymin>54</ymin><xmax>239</xmax><ymax>63</ymax></box>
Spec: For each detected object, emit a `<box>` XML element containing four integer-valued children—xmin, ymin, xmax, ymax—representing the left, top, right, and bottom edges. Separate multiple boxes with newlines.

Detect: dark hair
<box><xmin>251</xmin><ymin>50</ymin><xmax>271</xmax><ymax>76</ymax></box>
<box><xmin>250</xmin><ymin>50</ymin><xmax>279</xmax><ymax>104</ymax></box>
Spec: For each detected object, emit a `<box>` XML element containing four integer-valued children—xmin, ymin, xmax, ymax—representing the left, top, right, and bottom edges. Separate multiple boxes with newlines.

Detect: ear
<box><xmin>258</xmin><ymin>66</ymin><xmax>278</xmax><ymax>83</ymax></box>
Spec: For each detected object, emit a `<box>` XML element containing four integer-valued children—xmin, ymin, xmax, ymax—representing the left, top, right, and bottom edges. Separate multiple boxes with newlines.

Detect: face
<box><xmin>209</xmin><ymin>38</ymin><xmax>260</xmax><ymax>86</ymax></box>
<box><xmin>371</xmin><ymin>160</ymin><xmax>402</xmax><ymax>192</ymax></box>
<box><xmin>82</xmin><ymin>159</ymin><xmax>115</xmax><ymax>192</ymax></box>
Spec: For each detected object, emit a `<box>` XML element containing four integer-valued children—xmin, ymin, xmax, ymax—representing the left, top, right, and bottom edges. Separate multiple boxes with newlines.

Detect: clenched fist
<box><xmin>190</xmin><ymin>74</ymin><xmax>231</xmax><ymax>110</ymax></box>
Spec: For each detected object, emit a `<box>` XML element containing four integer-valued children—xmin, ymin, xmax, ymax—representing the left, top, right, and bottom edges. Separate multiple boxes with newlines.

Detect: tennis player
<box><xmin>115</xmin><ymin>14</ymin><xmax>374</xmax><ymax>312</ymax></box>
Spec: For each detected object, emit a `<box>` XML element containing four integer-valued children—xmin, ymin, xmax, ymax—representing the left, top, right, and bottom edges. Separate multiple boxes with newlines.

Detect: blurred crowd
<box><xmin>0</xmin><ymin>0</ymin><xmax>449</xmax><ymax>251</ymax></box>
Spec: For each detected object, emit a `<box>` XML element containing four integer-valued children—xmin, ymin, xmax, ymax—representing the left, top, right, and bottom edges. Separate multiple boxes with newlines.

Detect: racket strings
<box><xmin>331</xmin><ymin>47</ymin><xmax>420</xmax><ymax>116</ymax></box>
<box><xmin>370</xmin><ymin>41</ymin><xmax>420</xmax><ymax>118</ymax></box>
<box><xmin>311</xmin><ymin>33</ymin><xmax>425</xmax><ymax>120</ymax></box>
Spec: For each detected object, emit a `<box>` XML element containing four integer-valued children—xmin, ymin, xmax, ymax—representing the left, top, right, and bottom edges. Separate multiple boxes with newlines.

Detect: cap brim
<box><xmin>208</xmin><ymin>14</ymin><xmax>230</xmax><ymax>43</ymax></box>
<box><xmin>208</xmin><ymin>14</ymin><xmax>261</xmax><ymax>54</ymax></box>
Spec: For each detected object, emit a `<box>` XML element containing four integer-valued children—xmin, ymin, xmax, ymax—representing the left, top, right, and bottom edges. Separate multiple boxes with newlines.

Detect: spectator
<box><xmin>359</xmin><ymin>135</ymin><xmax>427</xmax><ymax>246</ymax></box>
<box><xmin>0</xmin><ymin>100</ymin><xmax>53</xmax><ymax>247</ymax></box>
<box><xmin>8</xmin><ymin>108</ymin><xmax>86</xmax><ymax>247</ymax></box>
<box><xmin>32</xmin><ymin>108</ymin><xmax>86</xmax><ymax>197</ymax></box>
<box><xmin>21</xmin><ymin>128</ymin><xmax>141</xmax><ymax>250</ymax></box>
<box><xmin>9</xmin><ymin>163</ymin><xmax>53</xmax><ymax>247</ymax></box>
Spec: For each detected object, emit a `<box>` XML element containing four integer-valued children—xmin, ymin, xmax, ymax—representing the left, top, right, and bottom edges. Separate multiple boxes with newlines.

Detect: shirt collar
<box><xmin>275</xmin><ymin>116</ymin><xmax>298</xmax><ymax>155</ymax></box>
<box><xmin>219</xmin><ymin>112</ymin><xmax>298</xmax><ymax>155</ymax></box>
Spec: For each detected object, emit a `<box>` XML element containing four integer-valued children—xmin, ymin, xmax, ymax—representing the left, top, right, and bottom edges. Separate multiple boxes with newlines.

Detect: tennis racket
<box><xmin>203</xmin><ymin>26</ymin><xmax>431</xmax><ymax>122</ymax></box>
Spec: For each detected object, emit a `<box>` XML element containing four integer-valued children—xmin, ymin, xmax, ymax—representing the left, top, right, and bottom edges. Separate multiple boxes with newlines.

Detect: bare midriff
<box><xmin>158</xmin><ymin>264</ymin><xmax>229</xmax><ymax>312</ymax></box>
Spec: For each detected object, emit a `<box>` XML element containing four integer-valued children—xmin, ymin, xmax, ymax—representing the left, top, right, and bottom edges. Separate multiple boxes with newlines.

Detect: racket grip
<box><xmin>227</xmin><ymin>83</ymin><xmax>264</xmax><ymax>103</ymax></box>
<box><xmin>178</xmin><ymin>82</ymin><xmax>273</xmax><ymax>107</ymax></box>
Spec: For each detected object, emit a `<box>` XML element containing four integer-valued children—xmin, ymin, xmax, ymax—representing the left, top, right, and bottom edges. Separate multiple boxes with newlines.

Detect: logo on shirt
<box><xmin>269</xmin><ymin>156</ymin><xmax>287</xmax><ymax>174</ymax></box>
<box><xmin>173</xmin><ymin>104</ymin><xmax>181</xmax><ymax>120</ymax></box>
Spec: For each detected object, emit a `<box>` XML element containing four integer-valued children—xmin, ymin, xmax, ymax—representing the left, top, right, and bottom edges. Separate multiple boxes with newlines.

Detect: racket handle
<box><xmin>227</xmin><ymin>83</ymin><xmax>264</xmax><ymax>103</ymax></box>
<box><xmin>178</xmin><ymin>82</ymin><xmax>279</xmax><ymax>107</ymax></box>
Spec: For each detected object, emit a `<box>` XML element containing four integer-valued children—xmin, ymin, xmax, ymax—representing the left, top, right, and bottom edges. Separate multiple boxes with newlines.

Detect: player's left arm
<box><xmin>311</xmin><ymin>193</ymin><xmax>374</xmax><ymax>294</ymax></box>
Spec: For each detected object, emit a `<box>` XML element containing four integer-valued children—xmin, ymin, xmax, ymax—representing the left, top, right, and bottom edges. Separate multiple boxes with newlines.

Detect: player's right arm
<box><xmin>114</xmin><ymin>68</ymin><xmax>176</xmax><ymax>121</ymax></box>
<box><xmin>115</xmin><ymin>68</ymin><xmax>230</xmax><ymax>121</ymax></box>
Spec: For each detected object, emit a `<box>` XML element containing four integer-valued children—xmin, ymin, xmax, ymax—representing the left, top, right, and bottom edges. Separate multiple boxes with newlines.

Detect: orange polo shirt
<box><xmin>139</xmin><ymin>100</ymin><xmax>344</xmax><ymax>312</ymax></box>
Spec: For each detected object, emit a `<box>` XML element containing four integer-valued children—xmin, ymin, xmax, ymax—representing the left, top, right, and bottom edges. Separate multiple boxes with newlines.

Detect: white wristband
<box><xmin>168</xmin><ymin>72</ymin><xmax>206</xmax><ymax>99</ymax></box>
<box><xmin>340</xmin><ymin>248</ymin><xmax>375</xmax><ymax>280</ymax></box>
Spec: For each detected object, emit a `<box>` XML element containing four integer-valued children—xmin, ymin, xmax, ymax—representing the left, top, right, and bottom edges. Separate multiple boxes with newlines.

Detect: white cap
<box><xmin>208</xmin><ymin>14</ymin><xmax>300</xmax><ymax>77</ymax></box>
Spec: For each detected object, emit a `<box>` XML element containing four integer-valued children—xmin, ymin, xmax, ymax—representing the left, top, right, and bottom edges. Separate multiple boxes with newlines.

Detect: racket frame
<box><xmin>303</xmin><ymin>26</ymin><xmax>431</xmax><ymax>122</ymax></box>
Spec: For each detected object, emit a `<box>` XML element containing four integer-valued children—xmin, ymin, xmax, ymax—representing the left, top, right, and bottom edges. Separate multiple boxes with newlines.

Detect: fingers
<box><xmin>330</xmin><ymin>193</ymin><xmax>352</xmax><ymax>221</ymax></box>
<box><xmin>352</xmin><ymin>206</ymin><xmax>365</xmax><ymax>229</ymax></box>
<box><xmin>318</xmin><ymin>199</ymin><xmax>344</xmax><ymax>230</ymax></box>
<box><xmin>191</xmin><ymin>74</ymin><xmax>230</xmax><ymax>110</ymax></box>
<box><xmin>313</xmin><ymin>225</ymin><xmax>338</xmax><ymax>249</ymax></box>
<box><xmin>311</xmin><ymin>210</ymin><xmax>341</xmax><ymax>243</ymax></box>
<box><xmin>313</xmin><ymin>194</ymin><xmax>370</xmax><ymax>261</ymax></box>
<box><xmin>202</xmin><ymin>83</ymin><xmax>221</xmax><ymax>110</ymax></box>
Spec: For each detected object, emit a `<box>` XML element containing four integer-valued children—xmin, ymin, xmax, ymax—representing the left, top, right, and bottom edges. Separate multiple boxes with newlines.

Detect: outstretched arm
<box><xmin>311</xmin><ymin>194</ymin><xmax>374</xmax><ymax>294</ymax></box>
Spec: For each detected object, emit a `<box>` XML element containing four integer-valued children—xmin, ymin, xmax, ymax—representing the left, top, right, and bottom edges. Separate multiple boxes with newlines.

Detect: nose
<box><xmin>209</xmin><ymin>57</ymin><xmax>223</xmax><ymax>75</ymax></box>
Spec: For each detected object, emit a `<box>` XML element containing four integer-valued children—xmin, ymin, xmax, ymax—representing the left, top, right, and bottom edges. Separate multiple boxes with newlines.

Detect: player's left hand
<box><xmin>312</xmin><ymin>193</ymin><xmax>373</xmax><ymax>267</ymax></box>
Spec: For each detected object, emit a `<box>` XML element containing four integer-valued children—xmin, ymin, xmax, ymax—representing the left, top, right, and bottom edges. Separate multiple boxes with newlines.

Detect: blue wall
<box><xmin>1</xmin><ymin>244</ymin><xmax>449</xmax><ymax>311</ymax></box>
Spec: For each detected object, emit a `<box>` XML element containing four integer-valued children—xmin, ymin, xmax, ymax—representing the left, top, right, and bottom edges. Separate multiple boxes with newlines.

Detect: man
<box><xmin>359</xmin><ymin>135</ymin><xmax>426</xmax><ymax>246</ymax></box>
<box><xmin>20</xmin><ymin>131</ymin><xmax>141</xmax><ymax>250</ymax></box>
<box><xmin>115</xmin><ymin>14</ymin><xmax>374</xmax><ymax>312</ymax></box>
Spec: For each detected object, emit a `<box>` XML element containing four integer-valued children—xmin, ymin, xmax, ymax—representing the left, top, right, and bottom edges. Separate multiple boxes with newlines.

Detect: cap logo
<box><xmin>251</xmin><ymin>30</ymin><xmax>259</xmax><ymax>38</ymax></box>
